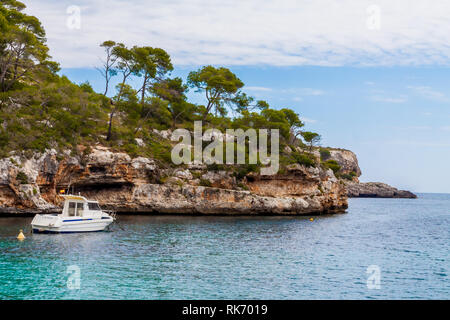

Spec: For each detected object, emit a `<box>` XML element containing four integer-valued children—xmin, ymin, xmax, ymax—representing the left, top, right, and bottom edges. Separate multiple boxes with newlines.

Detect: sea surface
<box><xmin>0</xmin><ymin>193</ymin><xmax>448</xmax><ymax>300</ymax></box>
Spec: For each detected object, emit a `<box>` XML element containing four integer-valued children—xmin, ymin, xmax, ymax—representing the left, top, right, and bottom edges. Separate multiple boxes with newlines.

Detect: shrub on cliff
<box><xmin>233</xmin><ymin>164</ymin><xmax>260</xmax><ymax>180</ymax></box>
<box><xmin>340</xmin><ymin>171</ymin><xmax>357</xmax><ymax>180</ymax></box>
<box><xmin>16</xmin><ymin>171</ymin><xmax>29</xmax><ymax>184</ymax></box>
<box><xmin>199</xmin><ymin>178</ymin><xmax>212</xmax><ymax>187</ymax></box>
<box><xmin>322</xmin><ymin>160</ymin><xmax>341</xmax><ymax>174</ymax></box>
<box><xmin>207</xmin><ymin>163</ymin><xmax>228</xmax><ymax>171</ymax></box>
<box><xmin>286</xmin><ymin>151</ymin><xmax>316</xmax><ymax>167</ymax></box>
<box><xmin>319</xmin><ymin>148</ymin><xmax>331</xmax><ymax>161</ymax></box>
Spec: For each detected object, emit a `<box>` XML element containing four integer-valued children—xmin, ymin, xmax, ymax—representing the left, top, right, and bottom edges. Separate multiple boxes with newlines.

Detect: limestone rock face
<box><xmin>174</xmin><ymin>169</ymin><xmax>193</xmax><ymax>180</ymax></box>
<box><xmin>201</xmin><ymin>171</ymin><xmax>235</xmax><ymax>189</ymax></box>
<box><xmin>328</xmin><ymin>149</ymin><xmax>362</xmax><ymax>177</ymax></box>
<box><xmin>0</xmin><ymin>146</ymin><xmax>348</xmax><ymax>216</ymax></box>
<box><xmin>87</xmin><ymin>146</ymin><xmax>131</xmax><ymax>165</ymax></box>
<box><xmin>99</xmin><ymin>184</ymin><xmax>342</xmax><ymax>215</ymax></box>
<box><xmin>152</xmin><ymin>129</ymin><xmax>172</xmax><ymax>139</ymax></box>
<box><xmin>244</xmin><ymin>164</ymin><xmax>347</xmax><ymax>214</ymax></box>
<box><xmin>0</xmin><ymin>152</ymin><xmax>58</xmax><ymax>214</ymax></box>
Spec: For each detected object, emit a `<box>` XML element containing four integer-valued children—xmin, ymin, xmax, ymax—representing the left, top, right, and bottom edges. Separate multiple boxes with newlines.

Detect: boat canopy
<box><xmin>61</xmin><ymin>194</ymin><xmax>88</xmax><ymax>202</ymax></box>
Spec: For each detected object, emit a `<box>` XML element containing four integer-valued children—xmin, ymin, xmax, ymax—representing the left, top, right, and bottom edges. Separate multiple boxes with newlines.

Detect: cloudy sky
<box><xmin>25</xmin><ymin>0</ymin><xmax>450</xmax><ymax>193</ymax></box>
<box><xmin>26</xmin><ymin>0</ymin><xmax>450</xmax><ymax>67</ymax></box>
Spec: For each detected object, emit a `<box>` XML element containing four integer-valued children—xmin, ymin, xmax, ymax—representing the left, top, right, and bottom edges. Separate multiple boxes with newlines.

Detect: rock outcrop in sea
<box><xmin>344</xmin><ymin>181</ymin><xmax>417</xmax><ymax>198</ymax></box>
<box><xmin>327</xmin><ymin>149</ymin><xmax>417</xmax><ymax>199</ymax></box>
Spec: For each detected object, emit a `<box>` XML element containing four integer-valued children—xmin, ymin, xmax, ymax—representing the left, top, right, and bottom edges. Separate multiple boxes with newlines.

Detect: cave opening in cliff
<box><xmin>58</xmin><ymin>182</ymin><xmax>134</xmax><ymax>195</ymax></box>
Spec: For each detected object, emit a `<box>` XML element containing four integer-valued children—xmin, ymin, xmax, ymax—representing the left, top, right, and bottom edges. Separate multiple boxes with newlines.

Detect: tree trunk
<box><xmin>140</xmin><ymin>75</ymin><xmax>148</xmax><ymax>107</ymax></box>
<box><xmin>104</xmin><ymin>75</ymin><xmax>109</xmax><ymax>96</ymax></box>
<box><xmin>106</xmin><ymin>110</ymin><xmax>115</xmax><ymax>141</ymax></box>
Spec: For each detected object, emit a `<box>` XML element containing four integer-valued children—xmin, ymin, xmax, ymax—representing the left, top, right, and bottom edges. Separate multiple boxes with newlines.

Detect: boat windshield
<box><xmin>88</xmin><ymin>202</ymin><xmax>102</xmax><ymax>211</ymax></box>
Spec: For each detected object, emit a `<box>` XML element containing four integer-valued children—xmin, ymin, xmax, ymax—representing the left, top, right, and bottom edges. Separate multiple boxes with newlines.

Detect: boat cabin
<box><xmin>61</xmin><ymin>195</ymin><xmax>103</xmax><ymax>217</ymax></box>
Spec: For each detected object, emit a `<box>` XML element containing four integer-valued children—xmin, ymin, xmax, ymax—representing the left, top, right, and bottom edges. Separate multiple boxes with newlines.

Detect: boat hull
<box><xmin>32</xmin><ymin>218</ymin><xmax>113</xmax><ymax>233</ymax></box>
<box><xmin>32</xmin><ymin>229</ymin><xmax>105</xmax><ymax>234</ymax></box>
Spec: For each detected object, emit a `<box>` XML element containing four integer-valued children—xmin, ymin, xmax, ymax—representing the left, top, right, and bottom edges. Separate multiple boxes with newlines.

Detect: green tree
<box><xmin>260</xmin><ymin>108</ymin><xmax>292</xmax><ymax>140</ymax></box>
<box><xmin>0</xmin><ymin>0</ymin><xmax>59</xmax><ymax>92</ymax></box>
<box><xmin>187</xmin><ymin>66</ymin><xmax>244</xmax><ymax>120</ymax></box>
<box><xmin>132</xmin><ymin>46</ymin><xmax>173</xmax><ymax>133</ymax></box>
<box><xmin>280</xmin><ymin>108</ymin><xmax>304</xmax><ymax>144</ymax></box>
<box><xmin>152</xmin><ymin>77</ymin><xmax>198</xmax><ymax>129</ymax></box>
<box><xmin>232</xmin><ymin>106</ymin><xmax>304</xmax><ymax>143</ymax></box>
<box><xmin>232</xmin><ymin>92</ymin><xmax>269</xmax><ymax>114</ymax></box>
<box><xmin>132</xmin><ymin>46</ymin><xmax>173</xmax><ymax>108</ymax></box>
<box><xmin>105</xmin><ymin>43</ymin><xmax>138</xmax><ymax>140</ymax></box>
<box><xmin>101</xmin><ymin>43</ymin><xmax>174</xmax><ymax>138</ymax></box>
<box><xmin>302</xmin><ymin>131</ymin><xmax>321</xmax><ymax>152</ymax></box>
<box><xmin>97</xmin><ymin>40</ymin><xmax>118</xmax><ymax>96</ymax></box>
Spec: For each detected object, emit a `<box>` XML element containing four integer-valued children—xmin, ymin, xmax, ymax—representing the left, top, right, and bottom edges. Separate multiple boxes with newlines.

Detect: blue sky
<box><xmin>63</xmin><ymin>66</ymin><xmax>450</xmax><ymax>193</ymax></box>
<box><xmin>25</xmin><ymin>0</ymin><xmax>450</xmax><ymax>193</ymax></box>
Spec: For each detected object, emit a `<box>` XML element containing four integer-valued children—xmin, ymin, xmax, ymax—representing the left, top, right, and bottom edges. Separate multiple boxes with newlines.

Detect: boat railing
<box><xmin>104</xmin><ymin>210</ymin><xmax>117</xmax><ymax>221</ymax></box>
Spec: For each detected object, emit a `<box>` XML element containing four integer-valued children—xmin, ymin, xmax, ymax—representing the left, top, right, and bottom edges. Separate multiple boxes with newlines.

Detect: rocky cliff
<box><xmin>0</xmin><ymin>146</ymin><xmax>347</xmax><ymax>216</ymax></box>
<box><xmin>328</xmin><ymin>149</ymin><xmax>417</xmax><ymax>199</ymax></box>
<box><xmin>328</xmin><ymin>149</ymin><xmax>361</xmax><ymax>176</ymax></box>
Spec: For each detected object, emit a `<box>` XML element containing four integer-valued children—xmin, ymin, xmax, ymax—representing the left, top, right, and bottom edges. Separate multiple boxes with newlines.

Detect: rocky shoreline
<box><xmin>0</xmin><ymin>143</ymin><xmax>417</xmax><ymax>216</ymax></box>
<box><xmin>345</xmin><ymin>181</ymin><xmax>417</xmax><ymax>199</ymax></box>
<box><xmin>0</xmin><ymin>146</ymin><xmax>347</xmax><ymax>216</ymax></box>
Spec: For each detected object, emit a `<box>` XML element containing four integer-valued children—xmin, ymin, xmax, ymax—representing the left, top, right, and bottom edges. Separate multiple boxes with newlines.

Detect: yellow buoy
<box><xmin>309</xmin><ymin>218</ymin><xmax>314</xmax><ymax>222</ymax></box>
<box><xmin>17</xmin><ymin>229</ymin><xmax>25</xmax><ymax>241</ymax></box>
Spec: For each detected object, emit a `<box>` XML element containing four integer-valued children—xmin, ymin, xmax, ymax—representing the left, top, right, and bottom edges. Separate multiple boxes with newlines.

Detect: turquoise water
<box><xmin>0</xmin><ymin>193</ymin><xmax>448</xmax><ymax>300</ymax></box>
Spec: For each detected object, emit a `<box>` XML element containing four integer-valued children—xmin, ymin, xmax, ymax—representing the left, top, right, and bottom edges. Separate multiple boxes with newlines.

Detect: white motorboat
<box><xmin>31</xmin><ymin>195</ymin><xmax>114</xmax><ymax>233</ymax></box>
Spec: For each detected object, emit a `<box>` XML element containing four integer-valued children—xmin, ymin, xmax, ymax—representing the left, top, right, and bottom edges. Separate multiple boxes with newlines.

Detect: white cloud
<box><xmin>298</xmin><ymin>88</ymin><xmax>325</xmax><ymax>96</ymax></box>
<box><xmin>371</xmin><ymin>95</ymin><xmax>408</xmax><ymax>103</ymax></box>
<box><xmin>388</xmin><ymin>140</ymin><xmax>450</xmax><ymax>147</ymax></box>
<box><xmin>280</xmin><ymin>88</ymin><xmax>325</xmax><ymax>102</ymax></box>
<box><xmin>393</xmin><ymin>126</ymin><xmax>431</xmax><ymax>130</ymax></box>
<box><xmin>283</xmin><ymin>88</ymin><xmax>326</xmax><ymax>96</ymax></box>
<box><xmin>245</xmin><ymin>86</ymin><xmax>273</xmax><ymax>92</ymax></box>
<box><xmin>300</xmin><ymin>117</ymin><xmax>317</xmax><ymax>124</ymax></box>
<box><xmin>407</xmin><ymin>86</ymin><xmax>448</xmax><ymax>101</ymax></box>
<box><xmin>24</xmin><ymin>0</ymin><xmax>450</xmax><ymax>68</ymax></box>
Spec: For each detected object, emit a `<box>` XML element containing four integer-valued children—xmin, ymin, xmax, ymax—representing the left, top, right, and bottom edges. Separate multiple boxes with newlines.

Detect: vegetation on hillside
<box><xmin>0</xmin><ymin>1</ymin><xmax>344</xmax><ymax>177</ymax></box>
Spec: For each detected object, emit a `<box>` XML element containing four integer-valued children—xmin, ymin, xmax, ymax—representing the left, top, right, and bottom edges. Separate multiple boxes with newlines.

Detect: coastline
<box><xmin>0</xmin><ymin>147</ymin><xmax>348</xmax><ymax>216</ymax></box>
<box><xmin>346</xmin><ymin>181</ymin><xmax>417</xmax><ymax>199</ymax></box>
<box><xmin>0</xmin><ymin>145</ymin><xmax>418</xmax><ymax>217</ymax></box>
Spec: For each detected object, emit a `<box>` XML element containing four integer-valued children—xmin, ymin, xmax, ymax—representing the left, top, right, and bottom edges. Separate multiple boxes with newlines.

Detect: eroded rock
<box><xmin>345</xmin><ymin>181</ymin><xmax>417</xmax><ymax>198</ymax></box>
<box><xmin>0</xmin><ymin>146</ymin><xmax>348</xmax><ymax>215</ymax></box>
